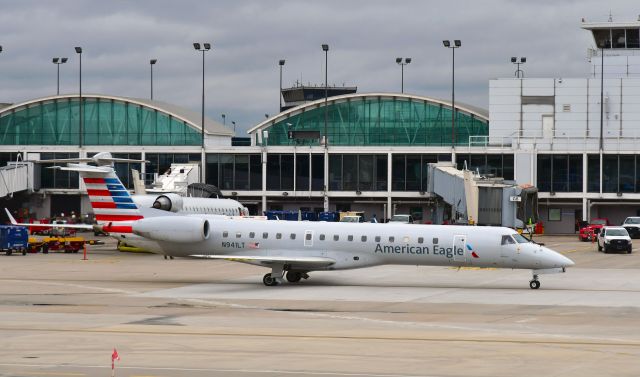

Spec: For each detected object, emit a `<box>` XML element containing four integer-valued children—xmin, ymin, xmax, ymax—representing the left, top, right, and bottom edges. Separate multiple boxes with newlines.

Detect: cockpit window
<box><xmin>501</xmin><ymin>235</ymin><xmax>515</xmax><ymax>245</ymax></box>
<box><xmin>512</xmin><ymin>234</ymin><xmax>530</xmax><ymax>244</ymax></box>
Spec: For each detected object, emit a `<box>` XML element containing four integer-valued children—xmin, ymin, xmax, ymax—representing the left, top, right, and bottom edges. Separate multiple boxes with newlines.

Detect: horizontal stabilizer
<box><xmin>4</xmin><ymin>208</ymin><xmax>94</xmax><ymax>230</ymax></box>
<box><xmin>29</xmin><ymin>152</ymin><xmax>147</xmax><ymax>166</ymax></box>
<box><xmin>189</xmin><ymin>254</ymin><xmax>335</xmax><ymax>267</ymax></box>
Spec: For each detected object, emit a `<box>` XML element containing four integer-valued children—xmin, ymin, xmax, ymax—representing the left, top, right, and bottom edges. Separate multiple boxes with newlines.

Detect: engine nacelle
<box><xmin>152</xmin><ymin>194</ymin><xmax>183</xmax><ymax>213</ymax></box>
<box><xmin>132</xmin><ymin>216</ymin><xmax>210</xmax><ymax>243</ymax></box>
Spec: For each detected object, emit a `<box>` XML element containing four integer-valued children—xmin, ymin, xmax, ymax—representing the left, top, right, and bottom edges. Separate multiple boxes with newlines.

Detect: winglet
<box><xmin>4</xmin><ymin>208</ymin><xmax>17</xmax><ymax>225</ymax></box>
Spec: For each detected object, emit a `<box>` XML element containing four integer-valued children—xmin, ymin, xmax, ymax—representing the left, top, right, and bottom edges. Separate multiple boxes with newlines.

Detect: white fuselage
<box><xmin>119</xmin><ymin>217</ymin><xmax>573</xmax><ymax>272</ymax></box>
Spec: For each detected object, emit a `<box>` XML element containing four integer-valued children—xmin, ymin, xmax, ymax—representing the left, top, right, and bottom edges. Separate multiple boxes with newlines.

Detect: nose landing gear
<box><xmin>529</xmin><ymin>275</ymin><xmax>540</xmax><ymax>289</ymax></box>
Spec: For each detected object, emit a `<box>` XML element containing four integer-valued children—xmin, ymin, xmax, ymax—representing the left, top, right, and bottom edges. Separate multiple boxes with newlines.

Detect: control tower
<box><xmin>581</xmin><ymin>16</ymin><xmax>640</xmax><ymax>78</ymax></box>
<box><xmin>281</xmin><ymin>82</ymin><xmax>357</xmax><ymax>112</ymax></box>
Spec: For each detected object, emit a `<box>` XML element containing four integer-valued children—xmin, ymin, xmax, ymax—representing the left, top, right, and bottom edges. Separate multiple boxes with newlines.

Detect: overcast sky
<box><xmin>0</xmin><ymin>0</ymin><xmax>636</xmax><ymax>134</ymax></box>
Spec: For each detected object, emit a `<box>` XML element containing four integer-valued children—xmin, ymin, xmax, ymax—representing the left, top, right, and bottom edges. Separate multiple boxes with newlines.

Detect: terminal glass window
<box><xmin>311</xmin><ymin>154</ymin><xmax>324</xmax><ymax>191</ymax></box>
<box><xmin>587</xmin><ymin>154</ymin><xmax>600</xmax><ymax>192</ymax></box>
<box><xmin>602</xmin><ymin>155</ymin><xmax>618</xmax><ymax>192</ymax></box>
<box><xmin>296</xmin><ymin>154</ymin><xmax>310</xmax><ymax>191</ymax></box>
<box><xmin>206</xmin><ymin>154</ymin><xmax>262</xmax><ymax>191</ymax></box>
<box><xmin>456</xmin><ymin>154</ymin><xmax>514</xmax><ymax>180</ymax></box>
<box><xmin>266</xmin><ymin>154</ymin><xmax>294</xmax><ymax>191</ymax></box>
<box><xmin>329</xmin><ymin>154</ymin><xmax>387</xmax><ymax>191</ymax></box>
<box><xmin>627</xmin><ymin>29</ymin><xmax>640</xmax><ymax>48</ymax></box>
<box><xmin>593</xmin><ymin>29</ymin><xmax>611</xmax><ymax>48</ymax></box>
<box><xmin>0</xmin><ymin>97</ymin><xmax>202</xmax><ymax>146</ymax></box>
<box><xmin>259</xmin><ymin>96</ymin><xmax>488</xmax><ymax>147</ymax></box>
<box><xmin>612</xmin><ymin>29</ymin><xmax>626</xmax><ymax>48</ymax></box>
<box><xmin>536</xmin><ymin>154</ymin><xmax>582</xmax><ymax>192</ymax></box>
<box><xmin>599</xmin><ymin>154</ymin><xmax>640</xmax><ymax>193</ymax></box>
<box><xmin>392</xmin><ymin>154</ymin><xmax>440</xmax><ymax>191</ymax></box>
<box><xmin>39</xmin><ymin>152</ymin><xmax>79</xmax><ymax>189</ymax></box>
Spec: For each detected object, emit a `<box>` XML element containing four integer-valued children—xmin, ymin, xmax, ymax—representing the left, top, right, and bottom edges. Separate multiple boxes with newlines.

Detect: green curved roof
<box><xmin>0</xmin><ymin>94</ymin><xmax>232</xmax><ymax>146</ymax></box>
<box><xmin>250</xmin><ymin>93</ymin><xmax>488</xmax><ymax>147</ymax></box>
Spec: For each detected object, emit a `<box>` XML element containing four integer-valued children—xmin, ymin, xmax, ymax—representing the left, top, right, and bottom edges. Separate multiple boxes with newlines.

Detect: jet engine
<box><xmin>152</xmin><ymin>193</ymin><xmax>184</xmax><ymax>213</ymax></box>
<box><xmin>132</xmin><ymin>216</ymin><xmax>210</xmax><ymax>243</ymax></box>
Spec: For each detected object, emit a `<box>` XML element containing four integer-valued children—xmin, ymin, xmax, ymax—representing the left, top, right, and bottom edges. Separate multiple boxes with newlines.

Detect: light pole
<box><xmin>511</xmin><ymin>57</ymin><xmax>526</xmax><ymax>78</ymax></box>
<box><xmin>193</xmin><ymin>42</ymin><xmax>211</xmax><ymax>152</ymax></box>
<box><xmin>221</xmin><ymin>113</ymin><xmax>226</xmax><ymax>126</ymax></box>
<box><xmin>600</xmin><ymin>39</ymin><xmax>610</xmax><ymax>151</ymax></box>
<box><xmin>52</xmin><ymin>57</ymin><xmax>68</xmax><ymax>95</ymax></box>
<box><xmin>232</xmin><ymin>121</ymin><xmax>236</xmax><ymax>133</ymax></box>
<box><xmin>279</xmin><ymin>59</ymin><xmax>285</xmax><ymax>112</ymax></box>
<box><xmin>443</xmin><ymin>40</ymin><xmax>461</xmax><ymax>148</ymax></box>
<box><xmin>395</xmin><ymin>57</ymin><xmax>411</xmax><ymax>93</ymax></box>
<box><xmin>322</xmin><ymin>44</ymin><xmax>329</xmax><ymax>147</ymax></box>
<box><xmin>150</xmin><ymin>59</ymin><xmax>157</xmax><ymax>100</ymax></box>
<box><xmin>74</xmin><ymin>47</ymin><xmax>83</xmax><ymax>148</ymax></box>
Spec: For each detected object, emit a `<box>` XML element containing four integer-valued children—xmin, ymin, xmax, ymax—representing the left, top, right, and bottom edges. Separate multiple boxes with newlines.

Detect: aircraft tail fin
<box><xmin>57</xmin><ymin>164</ymin><xmax>144</xmax><ymax>224</ymax></box>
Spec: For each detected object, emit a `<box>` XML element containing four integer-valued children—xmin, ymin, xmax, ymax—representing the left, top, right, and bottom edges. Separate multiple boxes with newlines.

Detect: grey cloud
<box><xmin>0</xmin><ymin>0</ymin><xmax>635</xmax><ymax>133</ymax></box>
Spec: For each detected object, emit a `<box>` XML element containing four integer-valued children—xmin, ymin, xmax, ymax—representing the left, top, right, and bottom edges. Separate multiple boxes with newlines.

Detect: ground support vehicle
<box><xmin>0</xmin><ymin>225</ymin><xmax>29</xmax><ymax>255</ymax></box>
<box><xmin>622</xmin><ymin>216</ymin><xmax>640</xmax><ymax>238</ymax></box>
<box><xmin>597</xmin><ymin>226</ymin><xmax>632</xmax><ymax>254</ymax></box>
<box><xmin>579</xmin><ymin>218</ymin><xmax>610</xmax><ymax>242</ymax></box>
<box><xmin>28</xmin><ymin>236</ymin><xmax>103</xmax><ymax>253</ymax></box>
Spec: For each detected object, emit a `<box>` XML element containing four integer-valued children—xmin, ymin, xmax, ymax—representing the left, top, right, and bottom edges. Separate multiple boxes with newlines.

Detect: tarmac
<box><xmin>0</xmin><ymin>234</ymin><xmax>639</xmax><ymax>377</ymax></box>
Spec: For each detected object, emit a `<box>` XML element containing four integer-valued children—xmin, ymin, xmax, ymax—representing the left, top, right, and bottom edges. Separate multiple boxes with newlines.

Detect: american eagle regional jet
<box><xmin>9</xmin><ymin>153</ymin><xmax>574</xmax><ymax>289</ymax></box>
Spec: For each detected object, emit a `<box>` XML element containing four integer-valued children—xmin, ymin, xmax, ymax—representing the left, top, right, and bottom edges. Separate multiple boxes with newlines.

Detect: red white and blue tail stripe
<box><xmin>82</xmin><ymin>174</ymin><xmax>143</xmax><ymax>223</ymax></box>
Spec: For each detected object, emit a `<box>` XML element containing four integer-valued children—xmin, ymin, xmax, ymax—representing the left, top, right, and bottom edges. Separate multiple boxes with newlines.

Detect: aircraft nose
<box><xmin>544</xmin><ymin>247</ymin><xmax>575</xmax><ymax>268</ymax></box>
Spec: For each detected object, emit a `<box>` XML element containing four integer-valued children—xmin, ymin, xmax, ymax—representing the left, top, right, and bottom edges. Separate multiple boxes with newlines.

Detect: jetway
<box><xmin>0</xmin><ymin>162</ymin><xmax>35</xmax><ymax>198</ymax></box>
<box><xmin>428</xmin><ymin>163</ymin><xmax>538</xmax><ymax>228</ymax></box>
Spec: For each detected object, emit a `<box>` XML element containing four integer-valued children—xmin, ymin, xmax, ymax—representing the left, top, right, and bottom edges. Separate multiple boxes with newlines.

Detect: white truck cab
<box><xmin>622</xmin><ymin>216</ymin><xmax>640</xmax><ymax>239</ymax></box>
<box><xmin>597</xmin><ymin>226</ymin><xmax>632</xmax><ymax>254</ymax></box>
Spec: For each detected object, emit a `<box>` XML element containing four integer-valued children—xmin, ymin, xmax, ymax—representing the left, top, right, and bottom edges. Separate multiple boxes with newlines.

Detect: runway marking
<box><xmin>0</xmin><ymin>325</ymin><xmax>638</xmax><ymax>348</ymax></box>
<box><xmin>17</xmin><ymin>372</ymin><xmax>85</xmax><ymax>376</ymax></box>
<box><xmin>0</xmin><ymin>363</ymin><xmax>436</xmax><ymax>377</ymax></box>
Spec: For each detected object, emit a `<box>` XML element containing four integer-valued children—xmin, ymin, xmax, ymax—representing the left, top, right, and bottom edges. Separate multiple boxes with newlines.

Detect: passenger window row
<box><xmin>221</xmin><ymin>231</ymin><xmax>426</xmax><ymax>244</ymax></box>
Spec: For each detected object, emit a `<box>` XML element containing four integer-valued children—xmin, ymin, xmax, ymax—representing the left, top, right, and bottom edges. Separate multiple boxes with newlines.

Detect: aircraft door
<box><xmin>304</xmin><ymin>230</ymin><xmax>313</xmax><ymax>247</ymax></box>
<box><xmin>453</xmin><ymin>235</ymin><xmax>466</xmax><ymax>262</ymax></box>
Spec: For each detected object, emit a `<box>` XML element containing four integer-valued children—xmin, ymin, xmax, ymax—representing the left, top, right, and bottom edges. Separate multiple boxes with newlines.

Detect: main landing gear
<box><xmin>262</xmin><ymin>269</ymin><xmax>310</xmax><ymax>286</ymax></box>
<box><xmin>529</xmin><ymin>275</ymin><xmax>541</xmax><ymax>289</ymax></box>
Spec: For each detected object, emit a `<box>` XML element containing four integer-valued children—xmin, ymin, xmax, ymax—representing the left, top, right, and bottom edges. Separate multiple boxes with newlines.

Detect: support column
<box><xmin>387</xmin><ymin>152</ymin><xmax>392</xmax><ymax>220</ymax></box>
<box><xmin>582</xmin><ymin>152</ymin><xmax>588</xmax><ymax>221</ymax></box>
<box><xmin>262</xmin><ymin>149</ymin><xmax>267</xmax><ymax>214</ymax></box>
<box><xmin>201</xmin><ymin>149</ymin><xmax>206</xmax><ymax>184</ymax></box>
<box><xmin>323</xmin><ymin>148</ymin><xmax>329</xmax><ymax>212</ymax></box>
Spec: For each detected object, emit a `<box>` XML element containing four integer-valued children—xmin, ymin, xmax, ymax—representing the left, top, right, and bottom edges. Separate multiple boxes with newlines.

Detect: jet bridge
<box><xmin>428</xmin><ymin>163</ymin><xmax>538</xmax><ymax>228</ymax></box>
<box><xmin>0</xmin><ymin>162</ymin><xmax>35</xmax><ymax>198</ymax></box>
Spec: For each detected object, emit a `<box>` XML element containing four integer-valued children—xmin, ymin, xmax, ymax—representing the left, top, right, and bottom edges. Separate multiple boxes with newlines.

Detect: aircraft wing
<box><xmin>189</xmin><ymin>254</ymin><xmax>336</xmax><ymax>268</ymax></box>
<box><xmin>4</xmin><ymin>208</ymin><xmax>94</xmax><ymax>230</ymax></box>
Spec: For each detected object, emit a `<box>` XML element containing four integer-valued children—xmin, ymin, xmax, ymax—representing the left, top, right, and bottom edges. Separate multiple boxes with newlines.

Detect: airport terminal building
<box><xmin>1</xmin><ymin>17</ymin><xmax>639</xmax><ymax>233</ymax></box>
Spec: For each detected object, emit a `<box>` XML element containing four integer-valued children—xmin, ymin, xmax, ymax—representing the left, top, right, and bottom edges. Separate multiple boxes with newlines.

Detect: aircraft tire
<box><xmin>529</xmin><ymin>280</ymin><xmax>540</xmax><ymax>289</ymax></box>
<box><xmin>286</xmin><ymin>271</ymin><xmax>302</xmax><ymax>283</ymax></box>
<box><xmin>263</xmin><ymin>273</ymin><xmax>279</xmax><ymax>286</ymax></box>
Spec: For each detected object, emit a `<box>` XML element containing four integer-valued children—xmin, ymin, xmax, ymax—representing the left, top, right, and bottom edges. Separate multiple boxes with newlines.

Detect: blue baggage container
<box><xmin>0</xmin><ymin>225</ymin><xmax>29</xmax><ymax>256</ymax></box>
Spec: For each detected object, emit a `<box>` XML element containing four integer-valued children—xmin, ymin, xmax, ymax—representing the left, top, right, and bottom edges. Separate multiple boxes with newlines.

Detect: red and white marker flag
<box><xmin>111</xmin><ymin>348</ymin><xmax>120</xmax><ymax>377</ymax></box>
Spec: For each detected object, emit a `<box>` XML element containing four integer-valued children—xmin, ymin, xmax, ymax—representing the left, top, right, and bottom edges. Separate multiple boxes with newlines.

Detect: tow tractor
<box><xmin>28</xmin><ymin>220</ymin><xmax>102</xmax><ymax>253</ymax></box>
